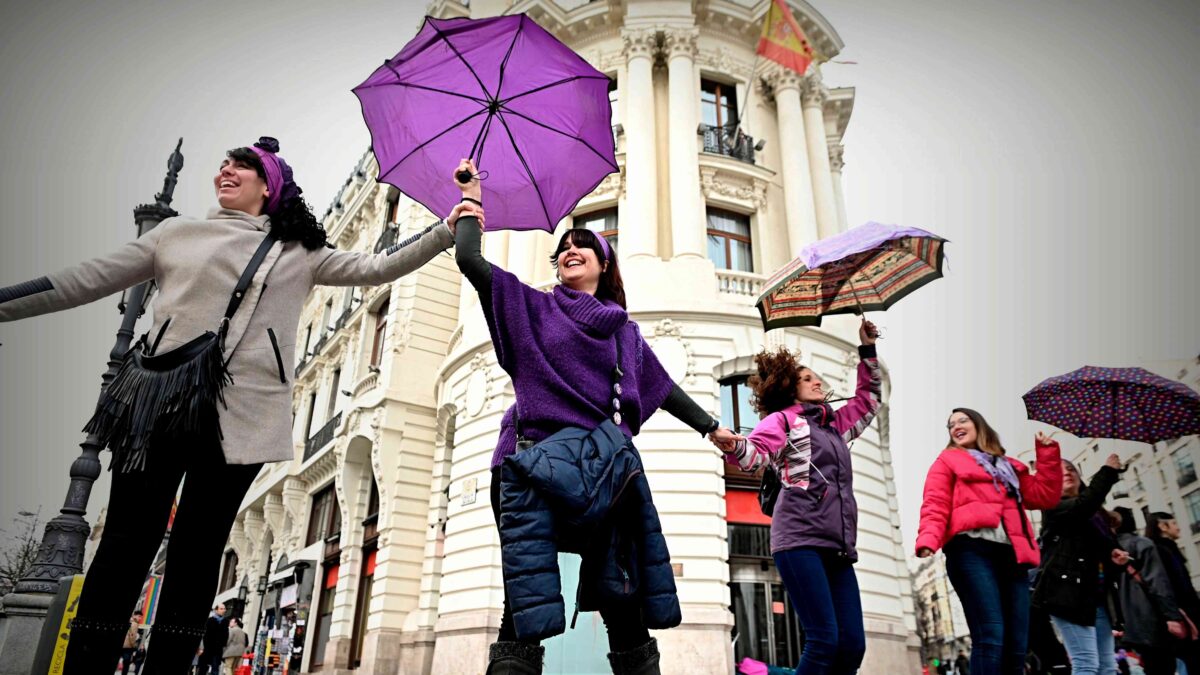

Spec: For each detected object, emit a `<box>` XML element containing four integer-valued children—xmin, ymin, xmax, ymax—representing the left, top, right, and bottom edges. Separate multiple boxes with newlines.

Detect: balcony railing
<box><xmin>728</xmin><ymin>523</ymin><xmax>772</xmax><ymax>559</ymax></box>
<box><xmin>1179</xmin><ymin>469</ymin><xmax>1198</xmax><ymax>487</ymax></box>
<box><xmin>352</xmin><ymin>372</ymin><xmax>379</xmax><ymax>398</ymax></box>
<box><xmin>699</xmin><ymin>124</ymin><xmax>758</xmax><ymax>164</ymax></box>
<box><xmin>716</xmin><ymin>269</ymin><xmax>764</xmax><ymax>297</ymax></box>
<box><xmin>375</xmin><ymin>223</ymin><xmax>399</xmax><ymax>254</ymax></box>
<box><xmin>304</xmin><ymin>411</ymin><xmax>342</xmax><ymax>462</ymax></box>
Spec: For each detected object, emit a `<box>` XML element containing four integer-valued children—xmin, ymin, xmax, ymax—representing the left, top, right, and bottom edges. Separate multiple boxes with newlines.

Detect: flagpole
<box><xmin>736</xmin><ymin>54</ymin><xmax>763</xmax><ymax>136</ymax></box>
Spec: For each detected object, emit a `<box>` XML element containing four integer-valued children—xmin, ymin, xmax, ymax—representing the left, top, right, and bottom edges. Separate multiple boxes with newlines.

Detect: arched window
<box><xmin>370</xmin><ymin>300</ymin><xmax>390</xmax><ymax>368</ymax></box>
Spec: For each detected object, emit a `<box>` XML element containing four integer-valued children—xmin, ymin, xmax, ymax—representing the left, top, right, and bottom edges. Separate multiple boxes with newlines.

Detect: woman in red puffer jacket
<box><xmin>916</xmin><ymin>408</ymin><xmax>1063</xmax><ymax>675</ymax></box>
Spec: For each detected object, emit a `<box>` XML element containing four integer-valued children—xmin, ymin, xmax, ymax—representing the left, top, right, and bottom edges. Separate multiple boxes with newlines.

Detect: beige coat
<box><xmin>0</xmin><ymin>208</ymin><xmax>453</xmax><ymax>464</ymax></box>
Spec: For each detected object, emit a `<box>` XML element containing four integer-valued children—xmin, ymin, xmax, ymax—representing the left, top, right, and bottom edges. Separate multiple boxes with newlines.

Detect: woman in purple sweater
<box><xmin>449</xmin><ymin>160</ymin><xmax>738</xmax><ymax>674</ymax></box>
<box><xmin>723</xmin><ymin>329</ymin><xmax>882</xmax><ymax>675</ymax></box>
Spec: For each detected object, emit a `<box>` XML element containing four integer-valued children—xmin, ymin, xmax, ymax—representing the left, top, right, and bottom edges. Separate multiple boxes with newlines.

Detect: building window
<box><xmin>327</xmin><ymin>369</ymin><xmax>341</xmax><ymax>421</ymax></box>
<box><xmin>1185</xmin><ymin>491</ymin><xmax>1200</xmax><ymax>535</ymax></box>
<box><xmin>1176</xmin><ymin>448</ymin><xmax>1197</xmax><ymax>487</ymax></box>
<box><xmin>701</xmin><ymin>78</ymin><xmax>738</xmax><ymax>130</ymax></box>
<box><xmin>386</xmin><ymin>190</ymin><xmax>400</xmax><ymax>224</ymax></box>
<box><xmin>370</xmin><ymin>300</ymin><xmax>389</xmax><ymax>368</ymax></box>
<box><xmin>719</xmin><ymin>376</ymin><xmax>758</xmax><ymax>435</ymax></box>
<box><xmin>608</xmin><ymin>76</ymin><xmax>619</xmax><ymax>127</ymax></box>
<box><xmin>311</xmin><ymin>564</ymin><xmax>339</xmax><ymax>666</ymax></box>
<box><xmin>218</xmin><ymin>550</ymin><xmax>239</xmax><ymax>593</ymax></box>
<box><xmin>306</xmin><ymin>484</ymin><xmax>342</xmax><ymax>548</ymax></box>
<box><xmin>730</xmin><ymin>571</ymin><xmax>804</xmax><ymax>667</ymax></box>
<box><xmin>574</xmin><ymin>208</ymin><xmax>618</xmax><ymax>253</ymax></box>
<box><xmin>301</xmin><ymin>324</ymin><xmax>313</xmax><ymax>361</ymax></box>
<box><xmin>707</xmin><ymin>208</ymin><xmax>753</xmax><ymax>272</ymax></box>
<box><xmin>302</xmin><ymin>393</ymin><xmax>317</xmax><ymax>441</ymax></box>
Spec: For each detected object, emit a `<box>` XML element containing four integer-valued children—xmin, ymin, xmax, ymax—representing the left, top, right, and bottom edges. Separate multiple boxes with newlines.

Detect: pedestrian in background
<box><xmin>223</xmin><ymin>617</ymin><xmax>248</xmax><ymax>675</ymax></box>
<box><xmin>1146</xmin><ymin>512</ymin><xmax>1200</xmax><ymax>672</ymax></box>
<box><xmin>1032</xmin><ymin>456</ymin><xmax>1127</xmax><ymax>675</ymax></box>
<box><xmin>120</xmin><ymin>611</ymin><xmax>144</xmax><ymax>675</ymax></box>
<box><xmin>1113</xmin><ymin>507</ymin><xmax>1183</xmax><ymax>675</ymax></box>
<box><xmin>915</xmin><ymin>409</ymin><xmax>1064</xmax><ymax>675</ymax></box>
<box><xmin>200</xmin><ymin>604</ymin><xmax>228</xmax><ymax>675</ymax></box>
<box><xmin>955</xmin><ymin>650</ymin><xmax>971</xmax><ymax>675</ymax></box>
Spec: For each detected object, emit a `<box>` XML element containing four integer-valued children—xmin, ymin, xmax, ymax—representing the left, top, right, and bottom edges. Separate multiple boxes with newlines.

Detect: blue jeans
<box><xmin>943</xmin><ymin>537</ymin><xmax>1031</xmax><ymax>675</ymax></box>
<box><xmin>774</xmin><ymin>548</ymin><xmax>866</xmax><ymax>675</ymax></box>
<box><xmin>1050</xmin><ymin>604</ymin><xmax>1116</xmax><ymax>675</ymax></box>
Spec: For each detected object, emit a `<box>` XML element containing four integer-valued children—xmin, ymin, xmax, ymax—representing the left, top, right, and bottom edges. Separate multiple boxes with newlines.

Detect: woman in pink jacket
<box><xmin>916</xmin><ymin>408</ymin><xmax>1063</xmax><ymax>675</ymax></box>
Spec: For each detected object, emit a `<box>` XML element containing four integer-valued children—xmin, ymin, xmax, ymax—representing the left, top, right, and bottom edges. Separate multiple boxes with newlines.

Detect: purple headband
<box><xmin>248</xmin><ymin>137</ymin><xmax>300</xmax><ymax>215</ymax></box>
<box><xmin>594</xmin><ymin>231</ymin><xmax>612</xmax><ymax>262</ymax></box>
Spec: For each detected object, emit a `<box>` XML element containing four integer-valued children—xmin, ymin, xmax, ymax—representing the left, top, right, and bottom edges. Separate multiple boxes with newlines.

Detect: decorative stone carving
<box><xmin>588</xmin><ymin>167</ymin><xmax>625</xmax><ymax>200</ymax></box>
<box><xmin>828</xmin><ymin>143</ymin><xmax>845</xmax><ymax>172</ymax></box>
<box><xmin>662</xmin><ymin>27</ymin><xmax>698</xmax><ymax>60</ymax></box>
<box><xmin>281</xmin><ymin>477</ymin><xmax>308</xmax><ymax>553</ymax></box>
<box><xmin>801</xmin><ymin>71</ymin><xmax>829</xmax><ymax>108</ymax></box>
<box><xmin>262</xmin><ymin>493</ymin><xmax>286</xmax><ymax>544</ymax></box>
<box><xmin>699</xmin><ymin>166</ymin><xmax>768</xmax><ymax>211</ymax></box>
<box><xmin>464</xmin><ymin>353</ymin><xmax>491</xmax><ymax>417</ymax></box>
<box><xmin>762</xmin><ymin>65</ymin><xmax>804</xmax><ymax>97</ymax></box>
<box><xmin>390</xmin><ymin>307</ymin><xmax>414</xmax><ymax>354</ymax></box>
<box><xmin>696</xmin><ymin>45</ymin><xmax>753</xmax><ymax>81</ymax></box>
<box><xmin>621</xmin><ymin>28</ymin><xmax>659</xmax><ymax>61</ymax></box>
<box><xmin>649</xmin><ymin>319</ymin><xmax>695</xmax><ymax>385</ymax></box>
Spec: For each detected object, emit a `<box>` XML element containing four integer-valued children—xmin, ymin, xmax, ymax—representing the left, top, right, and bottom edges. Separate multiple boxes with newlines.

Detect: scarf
<box><xmin>968</xmin><ymin>448</ymin><xmax>1022</xmax><ymax>501</ymax></box>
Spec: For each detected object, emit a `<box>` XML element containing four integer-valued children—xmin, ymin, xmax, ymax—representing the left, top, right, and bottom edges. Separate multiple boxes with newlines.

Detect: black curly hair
<box><xmin>225</xmin><ymin>147</ymin><xmax>328</xmax><ymax>250</ymax></box>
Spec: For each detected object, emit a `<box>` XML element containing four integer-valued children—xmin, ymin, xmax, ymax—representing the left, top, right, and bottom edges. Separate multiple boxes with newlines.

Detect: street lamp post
<box><xmin>0</xmin><ymin>140</ymin><xmax>184</xmax><ymax>673</ymax></box>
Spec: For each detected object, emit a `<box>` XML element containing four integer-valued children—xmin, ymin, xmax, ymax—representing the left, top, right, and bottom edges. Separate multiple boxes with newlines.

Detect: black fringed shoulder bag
<box><xmin>85</xmin><ymin>233</ymin><xmax>277</xmax><ymax>471</ymax></box>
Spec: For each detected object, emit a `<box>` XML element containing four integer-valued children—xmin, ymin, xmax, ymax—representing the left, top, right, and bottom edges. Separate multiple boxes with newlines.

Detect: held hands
<box><xmin>708</xmin><ymin>426</ymin><xmax>742</xmax><ymax>452</ymax></box>
<box><xmin>858</xmin><ymin>319</ymin><xmax>879</xmax><ymax>346</ymax></box>
<box><xmin>447</xmin><ymin>202</ymin><xmax>484</xmax><ymax>235</ymax></box>
<box><xmin>447</xmin><ymin>159</ymin><xmax>485</xmax><ymax>235</ymax></box>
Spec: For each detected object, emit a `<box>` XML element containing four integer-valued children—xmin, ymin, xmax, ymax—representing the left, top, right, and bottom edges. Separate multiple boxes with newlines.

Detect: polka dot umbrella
<box><xmin>1022</xmin><ymin>366</ymin><xmax>1200</xmax><ymax>443</ymax></box>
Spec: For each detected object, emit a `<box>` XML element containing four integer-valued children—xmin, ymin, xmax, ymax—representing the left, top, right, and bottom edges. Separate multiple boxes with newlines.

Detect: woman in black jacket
<box><xmin>1032</xmin><ymin>455</ymin><xmax>1128</xmax><ymax>675</ymax></box>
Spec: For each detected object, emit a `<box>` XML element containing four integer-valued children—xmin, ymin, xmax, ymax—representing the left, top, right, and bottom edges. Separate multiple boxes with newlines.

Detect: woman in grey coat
<box><xmin>1112</xmin><ymin>507</ymin><xmax>1185</xmax><ymax>675</ymax></box>
<box><xmin>0</xmin><ymin>138</ymin><xmax>455</xmax><ymax>673</ymax></box>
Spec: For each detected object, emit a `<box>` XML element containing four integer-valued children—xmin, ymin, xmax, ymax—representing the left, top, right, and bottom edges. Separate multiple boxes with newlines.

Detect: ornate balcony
<box><xmin>715</xmin><ymin>269</ymin><xmax>764</xmax><ymax>298</ymax></box>
<box><xmin>374</xmin><ymin>223</ymin><xmax>399</xmax><ymax>254</ymax></box>
<box><xmin>303</xmin><ymin>411</ymin><xmax>342</xmax><ymax>462</ymax></box>
<box><xmin>699</xmin><ymin>124</ymin><xmax>760</xmax><ymax>164</ymax></box>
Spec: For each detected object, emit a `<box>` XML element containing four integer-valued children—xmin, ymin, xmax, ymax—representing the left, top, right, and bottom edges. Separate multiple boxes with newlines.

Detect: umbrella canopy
<box><xmin>354</xmin><ymin>14</ymin><xmax>618</xmax><ymax>233</ymax></box>
<box><xmin>755</xmin><ymin>221</ymin><xmax>947</xmax><ymax>330</ymax></box>
<box><xmin>1023</xmin><ymin>366</ymin><xmax>1200</xmax><ymax>444</ymax></box>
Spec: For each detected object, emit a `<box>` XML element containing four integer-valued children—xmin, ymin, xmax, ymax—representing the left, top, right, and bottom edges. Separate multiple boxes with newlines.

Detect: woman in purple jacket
<box><xmin>723</xmin><ymin>328</ymin><xmax>882</xmax><ymax>675</ymax></box>
<box><xmin>449</xmin><ymin>160</ymin><xmax>738</xmax><ymax>674</ymax></box>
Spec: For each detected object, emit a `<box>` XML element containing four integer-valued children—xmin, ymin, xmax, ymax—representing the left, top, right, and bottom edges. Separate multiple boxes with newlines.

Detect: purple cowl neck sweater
<box><xmin>486</xmin><ymin>265</ymin><xmax>674</xmax><ymax>468</ymax></box>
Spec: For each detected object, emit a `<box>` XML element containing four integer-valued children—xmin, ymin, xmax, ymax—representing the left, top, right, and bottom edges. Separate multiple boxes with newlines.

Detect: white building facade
<box><xmin>911</xmin><ymin>552</ymin><xmax>970</xmax><ymax>669</ymax></box>
<box><xmin>220</xmin><ymin>1</ymin><xmax>920</xmax><ymax>673</ymax></box>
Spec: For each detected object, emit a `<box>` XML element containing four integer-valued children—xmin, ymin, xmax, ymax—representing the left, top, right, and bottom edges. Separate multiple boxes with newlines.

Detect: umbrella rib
<box><xmin>494</xmin><ymin>15</ymin><xmax>525</xmax><ymax>101</ymax></box>
<box><xmin>498</xmin><ymin>105</ymin><xmax>619</xmax><ymax>171</ymax></box>
<box><xmin>378</xmin><ymin>108</ymin><xmax>490</xmax><ymax>180</ymax></box>
<box><xmin>355</xmin><ymin>79</ymin><xmax>489</xmax><ymax>105</ymax></box>
<box><xmin>499</xmin><ymin>74</ymin><xmax>610</xmax><ymax>105</ymax></box>
<box><xmin>496</xmin><ymin>112</ymin><xmax>554</xmax><ymax>231</ymax></box>
<box><xmin>430</xmin><ymin>22</ymin><xmax>494</xmax><ymax>100</ymax></box>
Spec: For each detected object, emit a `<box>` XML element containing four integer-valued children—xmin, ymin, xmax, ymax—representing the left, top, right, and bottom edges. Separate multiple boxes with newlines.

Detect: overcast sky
<box><xmin>1</xmin><ymin>0</ymin><xmax>1197</xmax><ymax>560</ymax></box>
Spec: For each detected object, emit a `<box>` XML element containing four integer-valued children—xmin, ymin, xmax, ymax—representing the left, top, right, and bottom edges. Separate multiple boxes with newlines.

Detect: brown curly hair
<box><xmin>747</xmin><ymin>347</ymin><xmax>810</xmax><ymax>415</ymax></box>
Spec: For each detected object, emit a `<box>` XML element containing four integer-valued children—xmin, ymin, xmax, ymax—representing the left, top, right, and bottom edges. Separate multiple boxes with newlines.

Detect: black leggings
<box><xmin>64</xmin><ymin>434</ymin><xmax>261</xmax><ymax>674</ymax></box>
<box><xmin>490</xmin><ymin>467</ymin><xmax>651</xmax><ymax>653</ymax></box>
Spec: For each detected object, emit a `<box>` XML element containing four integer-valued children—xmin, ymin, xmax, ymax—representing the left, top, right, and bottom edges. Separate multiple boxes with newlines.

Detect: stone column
<box><xmin>768</xmin><ymin>67</ymin><xmax>818</xmax><ymax>255</ymax></box>
<box><xmin>802</xmin><ymin>73</ymin><xmax>838</xmax><ymax>240</ymax></box>
<box><xmin>506</xmin><ymin>230</ymin><xmax>537</xmax><ymax>283</ymax></box>
<box><xmin>619</xmin><ymin>28</ymin><xmax>659</xmax><ymax>260</ymax></box>
<box><xmin>664</xmin><ymin>27</ymin><xmax>704</xmax><ymax>260</ymax></box>
<box><xmin>829</xmin><ymin>142</ymin><xmax>848</xmax><ymax>232</ymax></box>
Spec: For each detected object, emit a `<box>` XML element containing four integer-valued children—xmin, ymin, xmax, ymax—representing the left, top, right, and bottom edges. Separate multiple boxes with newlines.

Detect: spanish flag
<box><xmin>757</xmin><ymin>0</ymin><xmax>814</xmax><ymax>75</ymax></box>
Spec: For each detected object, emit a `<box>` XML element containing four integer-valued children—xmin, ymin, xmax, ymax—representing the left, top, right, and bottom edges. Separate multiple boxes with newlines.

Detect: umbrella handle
<box><xmin>455</xmin><ymin>170</ymin><xmax>474</xmax><ymax>185</ymax></box>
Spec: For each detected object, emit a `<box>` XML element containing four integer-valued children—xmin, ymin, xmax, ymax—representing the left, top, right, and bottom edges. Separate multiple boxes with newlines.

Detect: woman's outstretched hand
<box><xmin>1035</xmin><ymin>431</ymin><xmax>1056</xmax><ymax>446</ymax></box>
<box><xmin>708</xmin><ymin>427</ymin><xmax>741</xmax><ymax>452</ymax></box>
<box><xmin>454</xmin><ymin>158</ymin><xmax>483</xmax><ymax>202</ymax></box>
<box><xmin>859</xmin><ymin>319</ymin><xmax>879</xmax><ymax>345</ymax></box>
<box><xmin>916</xmin><ymin>547</ymin><xmax>934</xmax><ymax>559</ymax></box>
<box><xmin>447</xmin><ymin>202</ymin><xmax>484</xmax><ymax>235</ymax></box>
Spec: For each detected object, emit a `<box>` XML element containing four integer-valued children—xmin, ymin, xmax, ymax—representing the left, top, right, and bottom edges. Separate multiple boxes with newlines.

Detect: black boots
<box><xmin>138</xmin><ymin>623</ymin><xmax>206</xmax><ymax>674</ymax></box>
<box><xmin>486</xmin><ymin>641</ymin><xmax>545</xmax><ymax>674</ymax></box>
<box><xmin>62</xmin><ymin>616</ymin><xmax>130</xmax><ymax>674</ymax></box>
<box><xmin>607</xmin><ymin>638</ymin><xmax>662</xmax><ymax>675</ymax></box>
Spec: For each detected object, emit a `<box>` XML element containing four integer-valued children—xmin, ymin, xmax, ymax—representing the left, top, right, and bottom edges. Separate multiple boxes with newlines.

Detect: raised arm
<box><xmin>1019</xmin><ymin>435</ymin><xmax>1064</xmax><ymax>511</ymax></box>
<box><xmin>833</xmin><ymin>320</ymin><xmax>882</xmax><ymax>443</ymax></box>
<box><xmin>1045</xmin><ymin>459</ymin><xmax>1120</xmax><ymax>527</ymax></box>
<box><xmin>915</xmin><ymin>455</ymin><xmax>955</xmax><ymax>555</ymax></box>
<box><xmin>0</xmin><ymin>225</ymin><xmax>163</xmax><ymax>322</ymax></box>
<box><xmin>453</xmin><ymin>214</ymin><xmax>492</xmax><ymax>296</ymax></box>
<box><xmin>310</xmin><ymin>220</ymin><xmax>453</xmax><ymax>287</ymax></box>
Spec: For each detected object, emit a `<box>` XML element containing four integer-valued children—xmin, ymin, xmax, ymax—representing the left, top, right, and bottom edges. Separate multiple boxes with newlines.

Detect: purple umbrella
<box><xmin>354</xmin><ymin>14</ymin><xmax>618</xmax><ymax>233</ymax></box>
<box><xmin>1023</xmin><ymin>366</ymin><xmax>1200</xmax><ymax>444</ymax></box>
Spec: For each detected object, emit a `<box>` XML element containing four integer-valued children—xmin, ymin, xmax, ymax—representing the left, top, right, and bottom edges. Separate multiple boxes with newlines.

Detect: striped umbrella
<box><xmin>1023</xmin><ymin>366</ymin><xmax>1200</xmax><ymax>444</ymax></box>
<box><xmin>756</xmin><ymin>221</ymin><xmax>947</xmax><ymax>330</ymax></box>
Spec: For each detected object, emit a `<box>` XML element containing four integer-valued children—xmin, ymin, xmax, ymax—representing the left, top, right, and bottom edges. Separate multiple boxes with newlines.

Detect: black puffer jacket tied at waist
<box><xmin>498</xmin><ymin>420</ymin><xmax>682</xmax><ymax>641</ymax></box>
<box><xmin>1033</xmin><ymin>464</ymin><xmax>1121</xmax><ymax>626</ymax></box>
